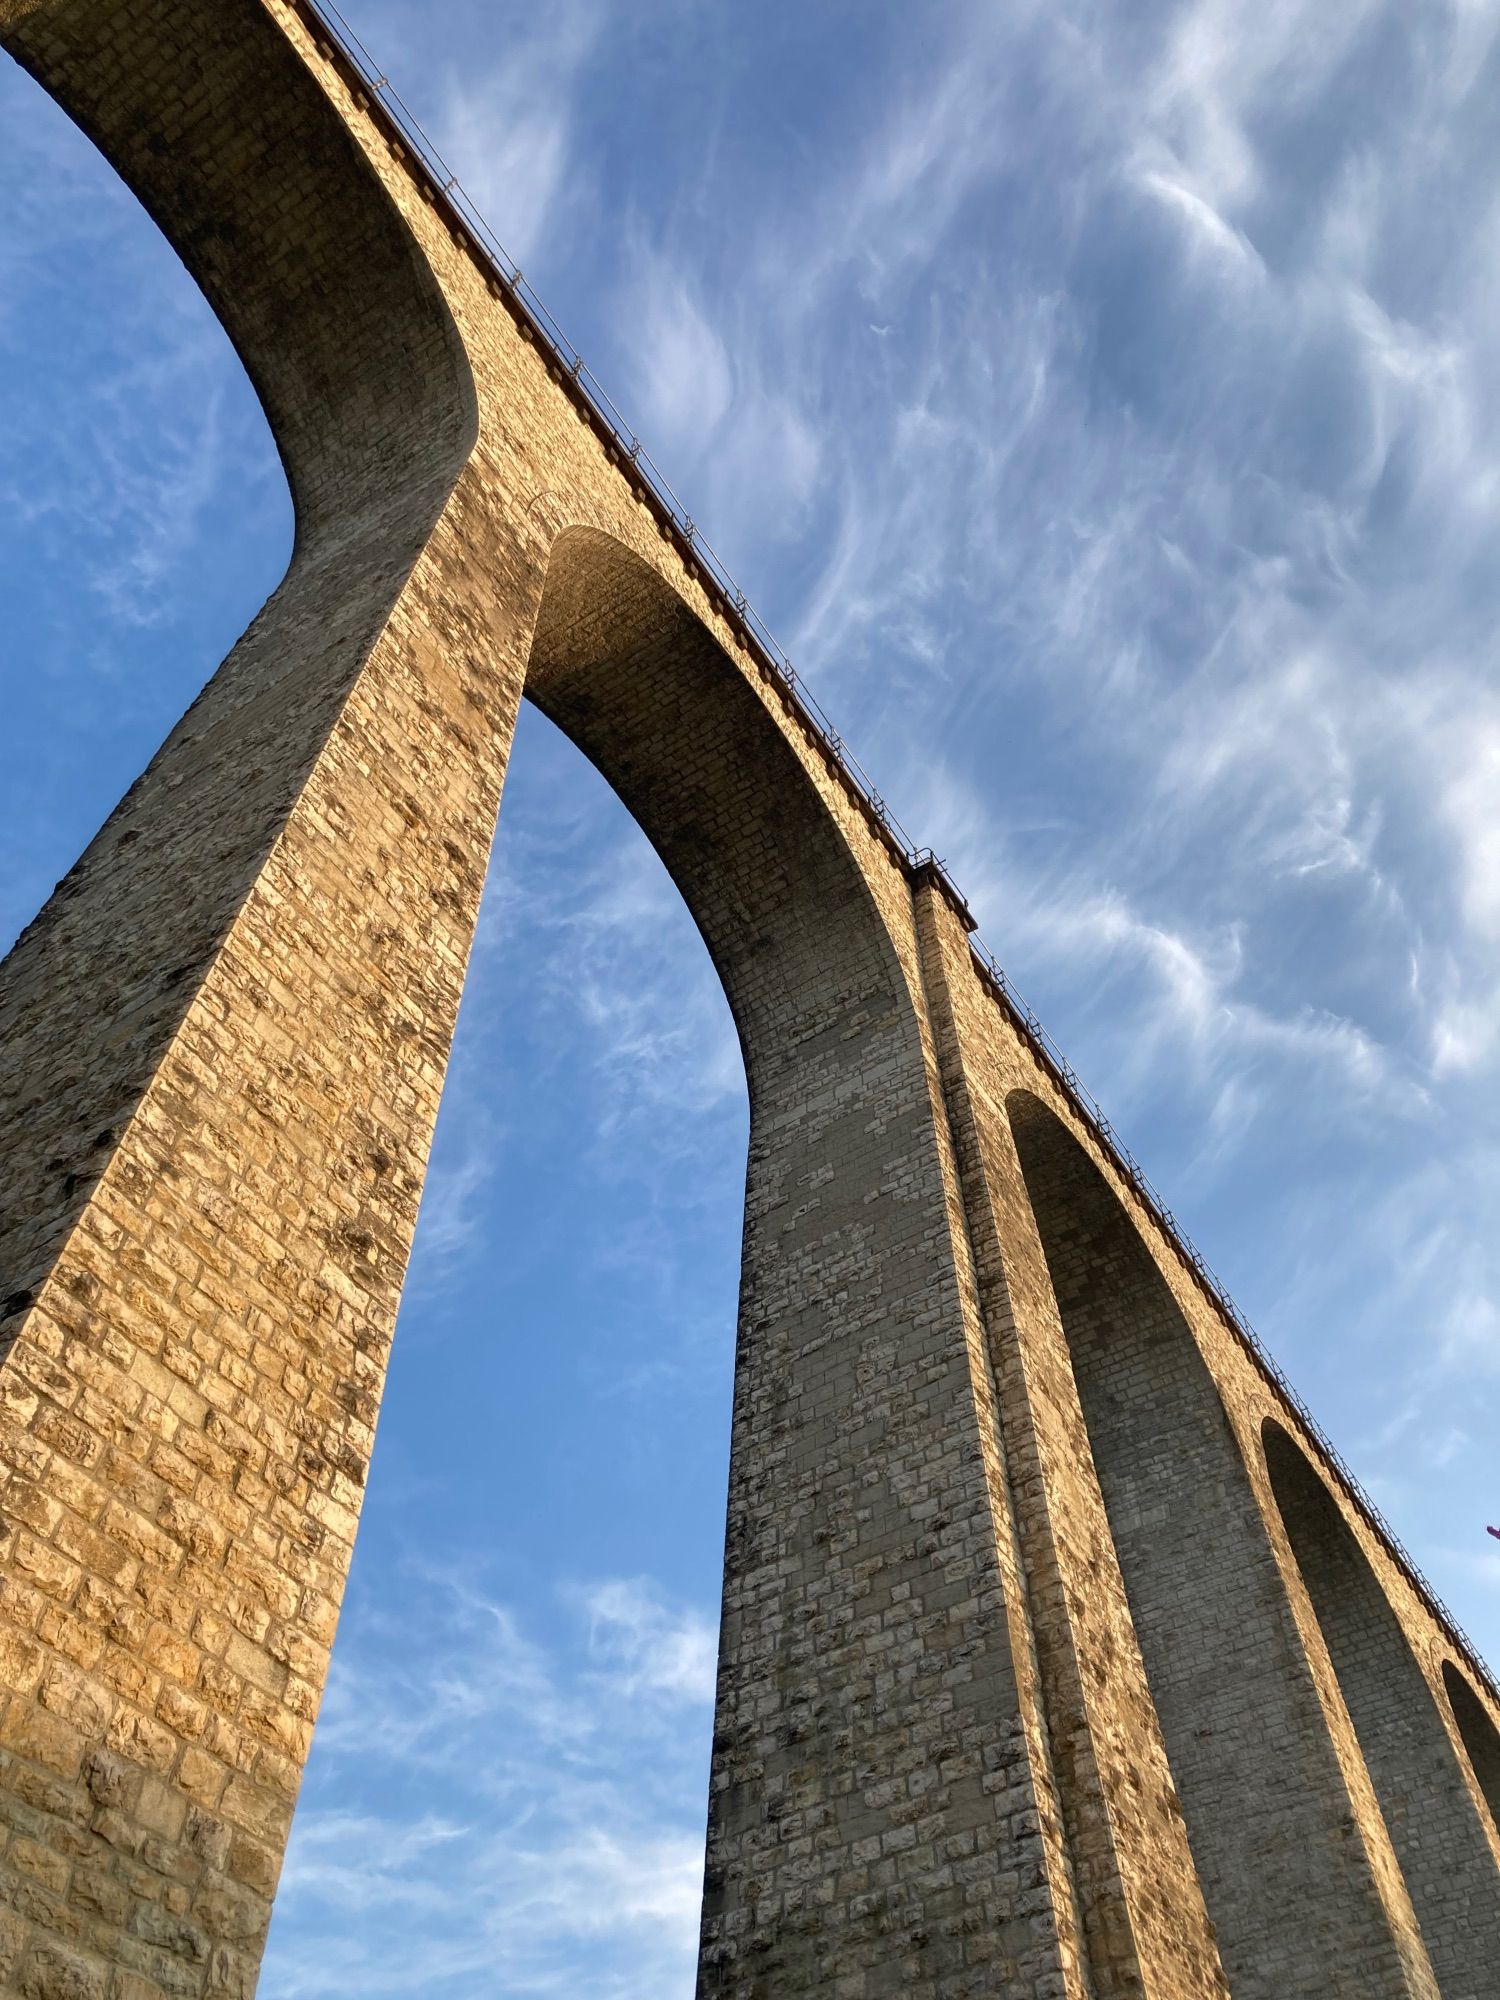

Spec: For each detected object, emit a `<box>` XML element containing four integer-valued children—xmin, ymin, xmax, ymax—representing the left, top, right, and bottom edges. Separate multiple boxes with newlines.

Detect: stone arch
<box><xmin>1007</xmin><ymin>1090</ymin><xmax>1420</xmax><ymax>1999</ymax></box>
<box><xmin>525</xmin><ymin>529</ymin><xmax>1056</xmax><ymax>1987</ymax></box>
<box><xmin>3</xmin><ymin>0</ymin><xmax>477</xmax><ymax>530</ymax></box>
<box><xmin>0</xmin><ymin>0</ymin><xmax>480</xmax><ymax>1324</ymax></box>
<box><xmin>1263</xmin><ymin>1419</ymin><xmax>1500</xmax><ymax>1993</ymax></box>
<box><xmin>1442</xmin><ymin>1663</ymin><xmax>1500</xmax><ymax>1833</ymax></box>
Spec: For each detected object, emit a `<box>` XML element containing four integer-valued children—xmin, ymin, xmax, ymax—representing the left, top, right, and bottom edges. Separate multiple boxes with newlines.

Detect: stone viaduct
<box><xmin>0</xmin><ymin>2</ymin><xmax>1497</xmax><ymax>1995</ymax></box>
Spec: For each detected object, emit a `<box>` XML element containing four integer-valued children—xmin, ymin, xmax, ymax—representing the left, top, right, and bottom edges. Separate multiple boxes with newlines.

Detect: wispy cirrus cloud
<box><xmin>431</xmin><ymin>0</ymin><xmax>615</xmax><ymax>268</ymax></box>
<box><xmin>0</xmin><ymin>91</ymin><xmax>283</xmax><ymax>637</ymax></box>
<box><xmin>267</xmin><ymin>1564</ymin><xmax>714</xmax><ymax>1999</ymax></box>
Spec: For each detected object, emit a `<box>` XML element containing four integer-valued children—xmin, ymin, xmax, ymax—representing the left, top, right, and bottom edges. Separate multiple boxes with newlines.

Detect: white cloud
<box><xmin>407</xmin><ymin>1122</ymin><xmax>508</xmax><ymax>1286</ymax></box>
<box><xmin>432</xmin><ymin>0</ymin><xmax>612</xmax><ymax>268</ymax></box>
<box><xmin>0</xmin><ymin>98</ymin><xmax>284</xmax><ymax>634</ymax></box>
<box><xmin>1135</xmin><ymin>166</ymin><xmax>1263</xmax><ymax>271</ymax></box>
<box><xmin>577</xmin><ymin>1577</ymin><xmax>718</xmax><ymax>1705</ymax></box>
<box><xmin>485</xmin><ymin>788</ymin><xmax>744</xmax><ymax>1145</ymax></box>
<box><xmin>1442</xmin><ymin>717</ymin><xmax>1500</xmax><ymax>940</ymax></box>
<box><xmin>623</xmin><ymin>247</ymin><xmax>735</xmax><ymax>464</ymax></box>
<box><xmin>267</xmin><ymin>1565</ymin><xmax>714</xmax><ymax>1999</ymax></box>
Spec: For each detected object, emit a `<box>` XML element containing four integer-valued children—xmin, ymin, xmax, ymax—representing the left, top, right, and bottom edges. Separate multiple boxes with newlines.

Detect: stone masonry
<box><xmin>0</xmin><ymin>3</ymin><xmax>1496</xmax><ymax>1995</ymax></box>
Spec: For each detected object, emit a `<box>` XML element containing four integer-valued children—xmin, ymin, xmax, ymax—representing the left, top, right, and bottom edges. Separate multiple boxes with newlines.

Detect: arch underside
<box><xmin>1443</xmin><ymin>1664</ymin><xmax>1500</xmax><ymax>1831</ymax></box>
<box><xmin>525</xmin><ymin>529</ymin><xmax>905</xmax><ymax>1074</ymax></box>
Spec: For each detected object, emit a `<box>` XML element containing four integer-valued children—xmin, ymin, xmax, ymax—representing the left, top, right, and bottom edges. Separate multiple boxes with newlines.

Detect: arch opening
<box><xmin>1264</xmin><ymin>1419</ymin><xmax>1500</xmax><ymax>1992</ymax></box>
<box><xmin>523</xmin><ymin>527</ymin><xmax>914</xmax><ymax>1087</ymax></box>
<box><xmin>261</xmin><ymin>703</ymin><xmax>747</xmax><ymax>1993</ymax></box>
<box><xmin>1009</xmin><ymin>1090</ymin><xmax>1416</xmax><ymax>1999</ymax></box>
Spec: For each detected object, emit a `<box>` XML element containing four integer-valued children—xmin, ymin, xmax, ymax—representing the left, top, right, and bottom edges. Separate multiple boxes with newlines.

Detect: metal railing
<box><xmin>298</xmin><ymin>0</ymin><xmax>1497</xmax><ymax>1702</ymax></box>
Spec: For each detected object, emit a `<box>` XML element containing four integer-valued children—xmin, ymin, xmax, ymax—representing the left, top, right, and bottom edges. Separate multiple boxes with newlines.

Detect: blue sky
<box><xmin>3</xmin><ymin>0</ymin><xmax>1499</xmax><ymax>1992</ymax></box>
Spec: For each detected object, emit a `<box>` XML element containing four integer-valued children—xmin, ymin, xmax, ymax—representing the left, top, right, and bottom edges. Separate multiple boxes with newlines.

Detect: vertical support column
<box><xmin>701</xmin><ymin>1022</ymin><xmax>1077</xmax><ymax>1999</ymax></box>
<box><xmin>0</xmin><ymin>466</ymin><xmax>536</xmax><ymax>1995</ymax></box>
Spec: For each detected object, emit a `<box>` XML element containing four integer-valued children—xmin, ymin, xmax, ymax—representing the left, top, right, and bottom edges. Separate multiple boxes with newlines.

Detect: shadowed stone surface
<box><xmin>1009</xmin><ymin>1094</ymin><xmax>1444</xmax><ymax>2000</ymax></box>
<box><xmin>1265</xmin><ymin>1423</ymin><xmax>1500</xmax><ymax>2000</ymax></box>
<box><xmin>0</xmin><ymin>4</ymin><xmax>1495</xmax><ymax>1995</ymax></box>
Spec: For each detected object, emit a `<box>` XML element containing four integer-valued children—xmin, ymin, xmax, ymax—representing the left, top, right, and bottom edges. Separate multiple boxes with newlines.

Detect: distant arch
<box><xmin>1008</xmin><ymin>1091</ymin><xmax>1418</xmax><ymax>1999</ymax></box>
<box><xmin>1442</xmin><ymin>1663</ymin><xmax>1500</xmax><ymax>1832</ymax></box>
<box><xmin>523</xmin><ymin>525</ymin><xmax>916</xmax><ymax>1089</ymax></box>
<box><xmin>1264</xmin><ymin>1420</ymin><xmax>1500</xmax><ymax>1990</ymax></box>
